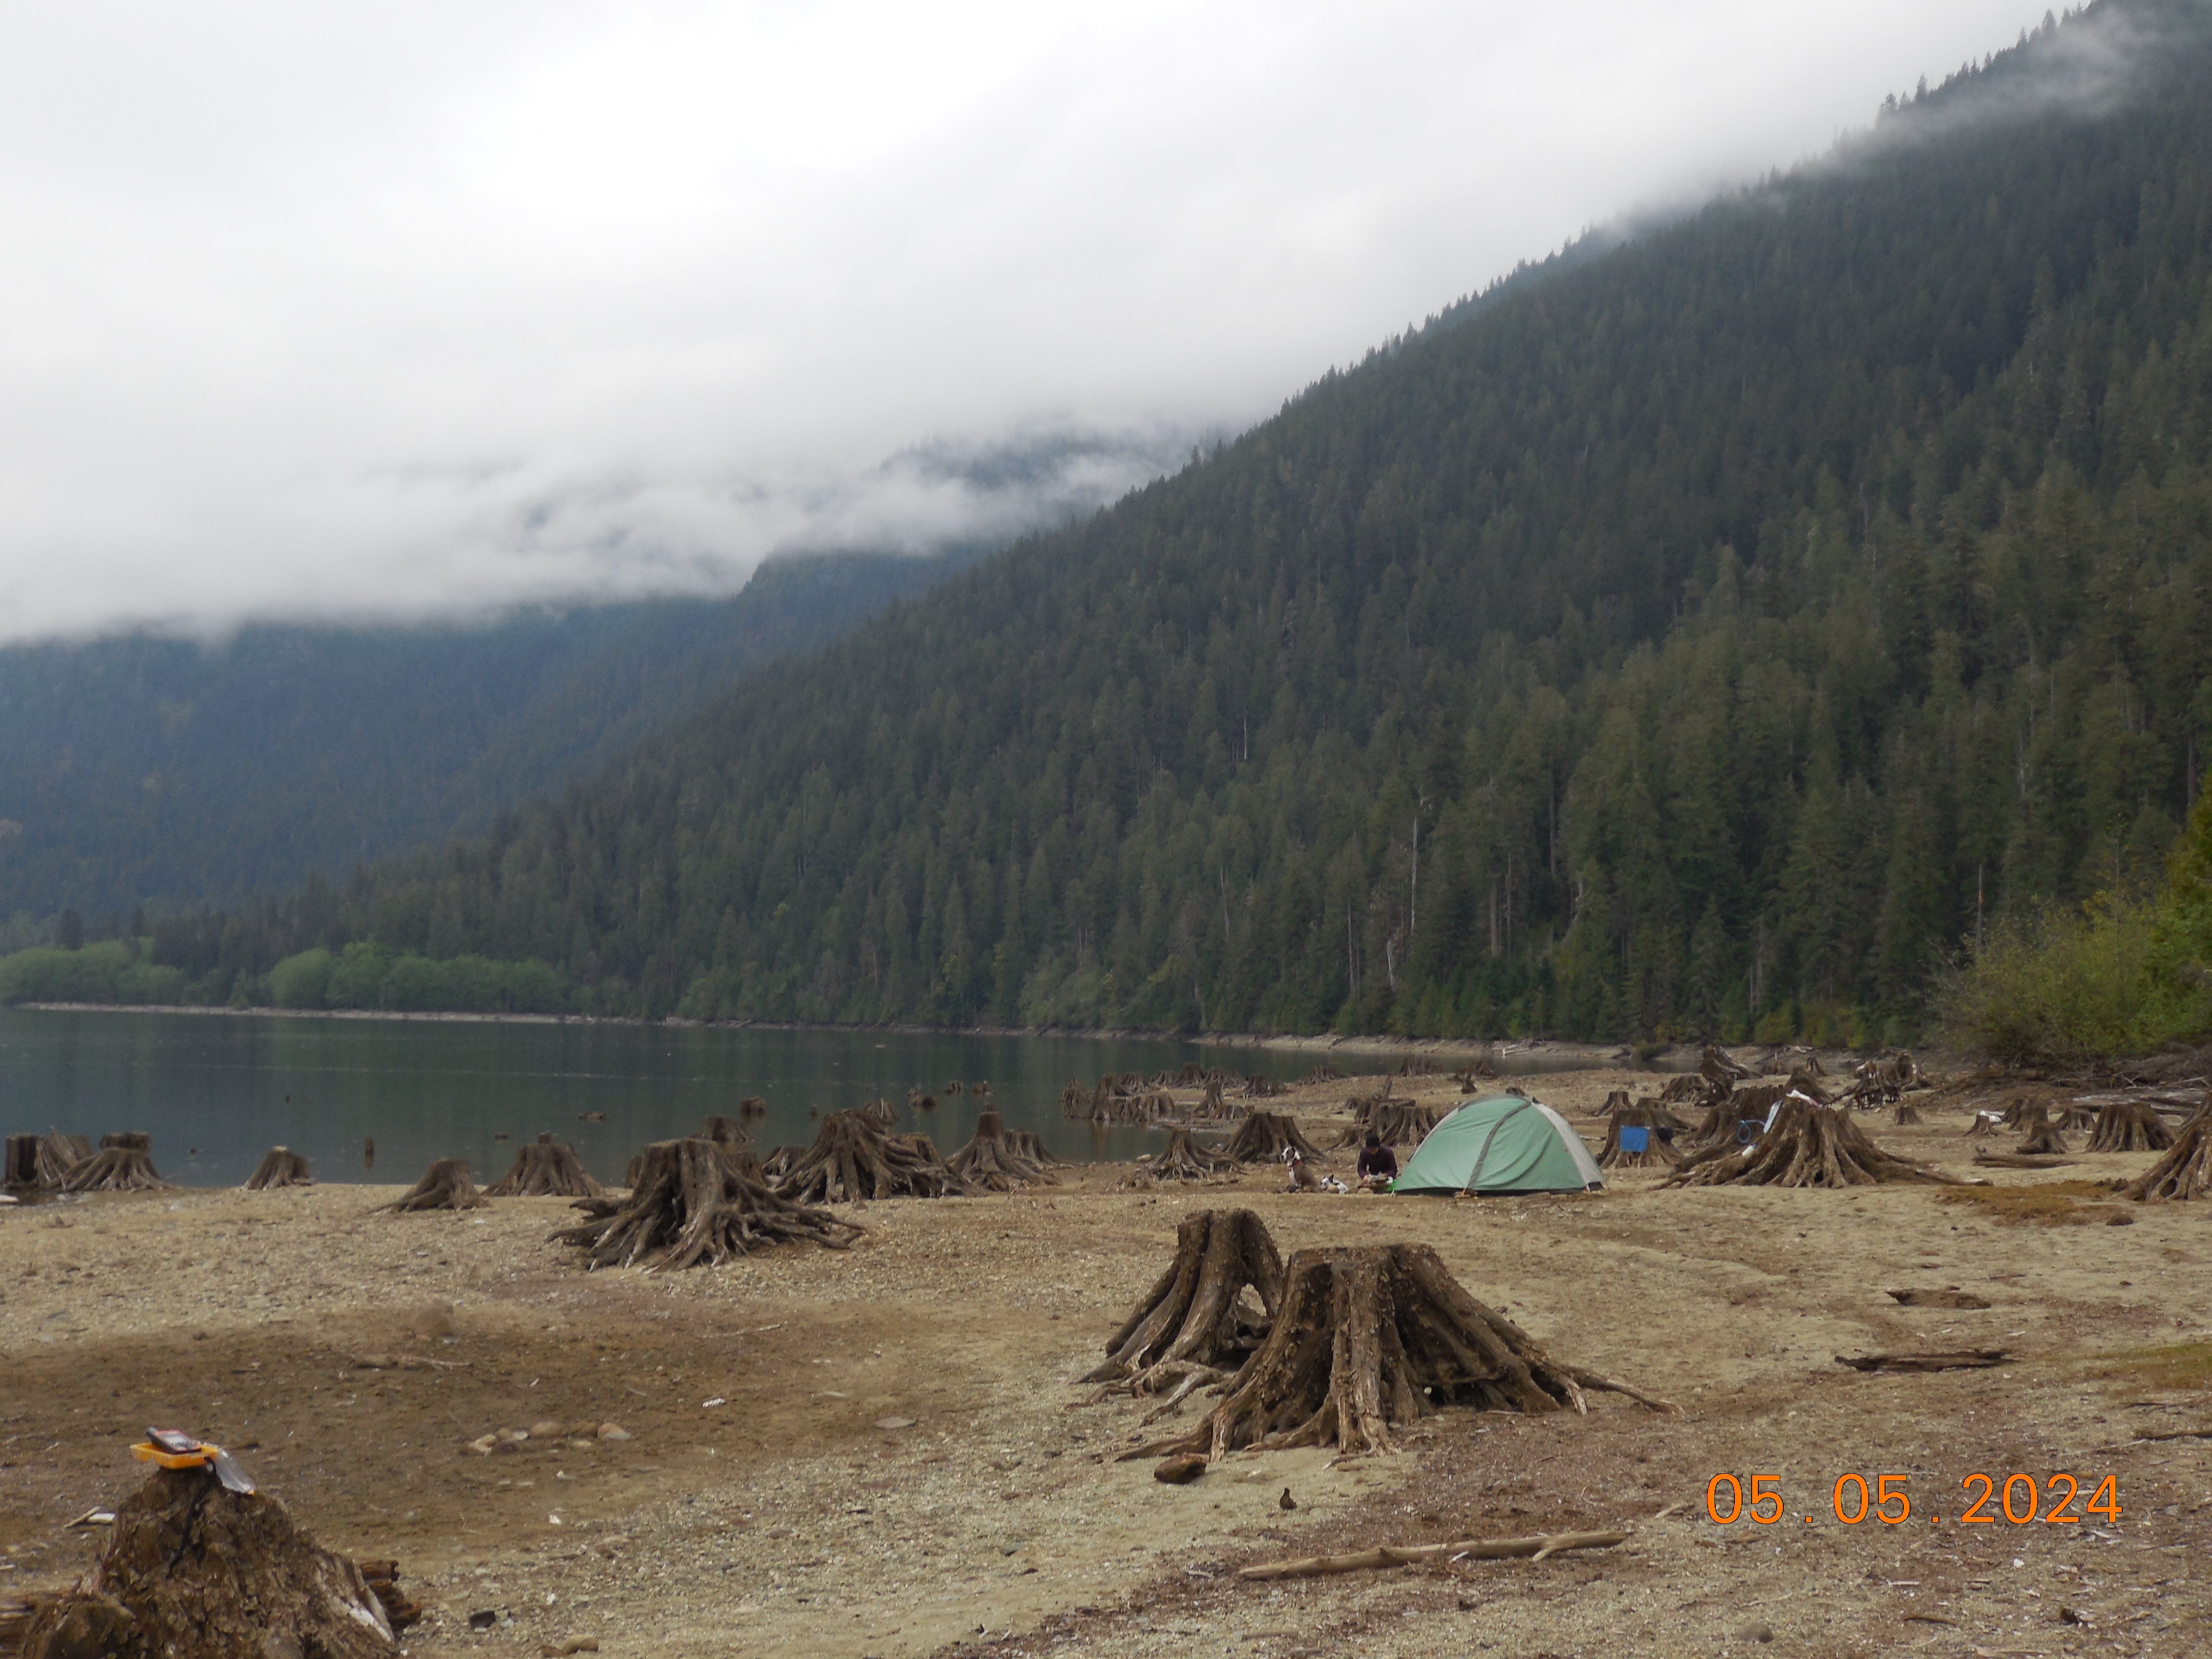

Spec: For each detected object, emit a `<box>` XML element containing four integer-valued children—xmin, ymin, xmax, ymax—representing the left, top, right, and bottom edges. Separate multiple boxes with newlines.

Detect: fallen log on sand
<box><xmin>1238</xmin><ymin>1530</ymin><xmax>1627</xmax><ymax>1581</ymax></box>
<box><xmin>1835</xmin><ymin>1349</ymin><xmax>2009</xmax><ymax>1373</ymax></box>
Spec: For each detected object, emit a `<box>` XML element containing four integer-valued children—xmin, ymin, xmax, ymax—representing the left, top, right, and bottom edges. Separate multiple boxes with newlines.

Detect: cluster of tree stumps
<box><xmin>1086</xmin><ymin>1210</ymin><xmax>1673</xmax><ymax>1466</ymax></box>
<box><xmin>3</xmin><ymin>1129</ymin><xmax>170</xmax><ymax>1195</ymax></box>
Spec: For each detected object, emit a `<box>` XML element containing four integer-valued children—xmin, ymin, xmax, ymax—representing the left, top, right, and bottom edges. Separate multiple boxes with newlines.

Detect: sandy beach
<box><xmin>4</xmin><ymin>1065</ymin><xmax>2208</xmax><ymax>1658</ymax></box>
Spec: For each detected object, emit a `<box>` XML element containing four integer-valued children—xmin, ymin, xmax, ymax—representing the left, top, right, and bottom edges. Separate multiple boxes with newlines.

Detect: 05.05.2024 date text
<box><xmin>1706</xmin><ymin>1472</ymin><xmax>2120</xmax><ymax>1527</ymax></box>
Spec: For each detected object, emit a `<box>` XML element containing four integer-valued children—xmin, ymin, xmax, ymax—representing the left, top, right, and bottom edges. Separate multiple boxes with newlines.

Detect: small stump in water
<box><xmin>1666</xmin><ymin>1100</ymin><xmax>1952</xmax><ymax>1189</ymax></box>
<box><xmin>60</xmin><ymin>1134</ymin><xmax>170</xmax><ymax>1194</ymax></box>
<box><xmin>24</xmin><ymin>1466</ymin><xmax>397</xmax><ymax>1659</ymax></box>
<box><xmin>777</xmin><ymin>1110</ymin><xmax>966</xmax><ymax>1203</ymax></box>
<box><xmin>485</xmin><ymin>1134</ymin><xmax>603</xmax><ymax>1198</ymax></box>
<box><xmin>557</xmin><ymin>1137</ymin><xmax>862</xmax><ymax>1267</ymax></box>
<box><xmin>1130</xmin><ymin>1243</ymin><xmax>1673</xmax><ymax>1461</ymax></box>
<box><xmin>1083</xmin><ymin>1209</ymin><xmax>1283</xmax><ymax>1405</ymax></box>
<box><xmin>244</xmin><ymin>1147</ymin><xmax>313</xmax><ymax>1190</ymax></box>
<box><xmin>1225</xmin><ymin>1112</ymin><xmax>1324</xmax><ymax>1164</ymax></box>
<box><xmin>382</xmin><ymin>1159</ymin><xmax>489</xmax><ymax>1213</ymax></box>
<box><xmin>2121</xmin><ymin>1108</ymin><xmax>2212</xmax><ymax>1202</ymax></box>
<box><xmin>947</xmin><ymin>1110</ymin><xmax>1058</xmax><ymax>1191</ymax></box>
<box><xmin>1138</xmin><ymin>1128</ymin><xmax>1238</xmax><ymax>1182</ymax></box>
<box><xmin>2091</xmin><ymin>1100</ymin><xmax>2176</xmax><ymax>1154</ymax></box>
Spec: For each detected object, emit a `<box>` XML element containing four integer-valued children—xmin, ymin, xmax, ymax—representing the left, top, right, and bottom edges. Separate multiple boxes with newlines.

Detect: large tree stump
<box><xmin>1138</xmin><ymin>1128</ymin><xmax>1238</xmax><ymax>1181</ymax></box>
<box><xmin>244</xmin><ymin>1147</ymin><xmax>313</xmax><ymax>1190</ymax></box>
<box><xmin>1596</xmin><ymin>1098</ymin><xmax>1683</xmax><ymax>1168</ymax></box>
<box><xmin>1666</xmin><ymin>1100</ymin><xmax>1953</xmax><ymax>1188</ymax></box>
<box><xmin>1131</xmin><ymin>1244</ymin><xmax>1673</xmax><ymax>1461</ymax></box>
<box><xmin>60</xmin><ymin>1137</ymin><xmax>170</xmax><ymax>1193</ymax></box>
<box><xmin>381</xmin><ymin>1159</ymin><xmax>488</xmax><ymax>1212</ymax></box>
<box><xmin>2091</xmin><ymin>1100</ymin><xmax>2176</xmax><ymax>1154</ymax></box>
<box><xmin>1225</xmin><ymin>1112</ymin><xmax>1324</xmax><ymax>1164</ymax></box>
<box><xmin>1701</xmin><ymin>1043</ymin><xmax>1755</xmax><ymax>1084</ymax></box>
<box><xmin>947</xmin><ymin>1109</ymin><xmax>1058</xmax><ymax>1190</ymax></box>
<box><xmin>2014</xmin><ymin>1105</ymin><xmax>2068</xmax><ymax>1156</ymax></box>
<box><xmin>1688</xmin><ymin>1083</ymin><xmax>1790</xmax><ymax>1146</ymax></box>
<box><xmin>1083</xmin><ymin>1209</ymin><xmax>1283</xmax><ymax>1400</ymax></box>
<box><xmin>23</xmin><ymin>1466</ymin><xmax>396</xmax><ymax>1659</ymax></box>
<box><xmin>557</xmin><ymin>1137</ymin><xmax>861</xmax><ymax>1267</ymax></box>
<box><xmin>2</xmin><ymin>1132</ymin><xmax>36</xmax><ymax>1190</ymax></box>
<box><xmin>699</xmin><ymin>1116</ymin><xmax>751</xmax><ymax>1148</ymax></box>
<box><xmin>1892</xmin><ymin>1099</ymin><xmax>1923</xmax><ymax>1125</ymax></box>
<box><xmin>2121</xmin><ymin>1110</ymin><xmax>2212</xmax><ymax>1202</ymax></box>
<box><xmin>1334</xmin><ymin>1101</ymin><xmax>1442</xmax><ymax>1149</ymax></box>
<box><xmin>486</xmin><ymin>1134</ymin><xmax>604</xmax><ymax>1198</ymax></box>
<box><xmin>776</xmin><ymin>1110</ymin><xmax>966</xmax><ymax>1203</ymax></box>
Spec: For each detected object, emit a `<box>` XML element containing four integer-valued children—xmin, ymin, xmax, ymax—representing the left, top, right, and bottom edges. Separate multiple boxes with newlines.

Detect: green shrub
<box><xmin>268</xmin><ymin>948</ymin><xmax>337</xmax><ymax>1009</ymax></box>
<box><xmin>0</xmin><ymin>941</ymin><xmax>133</xmax><ymax>1003</ymax></box>
<box><xmin>1938</xmin><ymin>898</ymin><xmax>2176</xmax><ymax>1064</ymax></box>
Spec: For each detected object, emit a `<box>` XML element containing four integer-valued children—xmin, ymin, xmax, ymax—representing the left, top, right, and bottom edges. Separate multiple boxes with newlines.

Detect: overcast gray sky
<box><xmin>0</xmin><ymin>1</ymin><xmax>2052</xmax><ymax>642</ymax></box>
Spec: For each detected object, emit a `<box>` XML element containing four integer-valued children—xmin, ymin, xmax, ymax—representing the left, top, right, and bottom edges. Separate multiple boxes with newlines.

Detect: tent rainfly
<box><xmin>1390</xmin><ymin>1094</ymin><xmax>1603</xmax><ymax>1195</ymax></box>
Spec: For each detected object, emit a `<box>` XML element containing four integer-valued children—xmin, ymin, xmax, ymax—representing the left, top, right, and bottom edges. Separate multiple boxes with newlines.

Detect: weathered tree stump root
<box><xmin>1334</xmin><ymin>1100</ymin><xmax>1442</xmax><ymax>1149</ymax></box>
<box><xmin>1666</xmin><ymin>1100</ymin><xmax>1953</xmax><ymax>1188</ymax></box>
<box><xmin>2014</xmin><ymin>1106</ymin><xmax>2069</xmax><ymax>1156</ymax></box>
<box><xmin>382</xmin><ymin>1159</ymin><xmax>488</xmax><ymax>1212</ymax></box>
<box><xmin>486</xmin><ymin>1134</ymin><xmax>604</xmax><ymax>1198</ymax></box>
<box><xmin>1225</xmin><ymin>1112</ymin><xmax>1324</xmax><ymax>1164</ymax></box>
<box><xmin>947</xmin><ymin>1110</ymin><xmax>1058</xmax><ymax>1190</ymax></box>
<box><xmin>1137</xmin><ymin>1127</ymin><xmax>1238</xmax><ymax>1181</ymax></box>
<box><xmin>1688</xmin><ymin>1082</ymin><xmax>1791</xmax><ymax>1146</ymax></box>
<box><xmin>2121</xmin><ymin>1110</ymin><xmax>2212</xmax><ymax>1202</ymax></box>
<box><xmin>699</xmin><ymin>1115</ymin><xmax>751</xmax><ymax>1148</ymax></box>
<box><xmin>556</xmin><ymin>1137</ymin><xmax>863</xmax><ymax>1267</ymax></box>
<box><xmin>776</xmin><ymin>1110</ymin><xmax>966</xmax><ymax>1203</ymax></box>
<box><xmin>1239</xmin><ymin>1073</ymin><xmax>1289</xmax><ymax>1098</ymax></box>
<box><xmin>1083</xmin><ymin>1209</ymin><xmax>1284</xmax><ymax>1405</ymax></box>
<box><xmin>2091</xmin><ymin>1100</ymin><xmax>2176</xmax><ymax>1154</ymax></box>
<box><xmin>2</xmin><ymin>1131</ymin><xmax>84</xmax><ymax>1191</ymax></box>
<box><xmin>60</xmin><ymin>1135</ymin><xmax>171</xmax><ymax>1193</ymax></box>
<box><xmin>1892</xmin><ymin>1100</ymin><xmax>1923</xmax><ymax>1125</ymax></box>
<box><xmin>244</xmin><ymin>1147</ymin><xmax>313</xmax><ymax>1190</ymax></box>
<box><xmin>1701</xmin><ymin>1044</ymin><xmax>1756</xmax><ymax>1084</ymax></box>
<box><xmin>1596</xmin><ymin>1099</ymin><xmax>1683</xmax><ymax>1168</ymax></box>
<box><xmin>1130</xmin><ymin>1243</ymin><xmax>1674</xmax><ymax>1461</ymax></box>
<box><xmin>23</xmin><ymin>1466</ymin><xmax>397</xmax><ymax>1659</ymax></box>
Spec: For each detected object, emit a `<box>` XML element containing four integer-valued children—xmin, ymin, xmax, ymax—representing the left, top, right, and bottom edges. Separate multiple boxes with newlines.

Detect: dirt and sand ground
<box><xmin>3</xmin><ymin>1065</ymin><xmax>2209</xmax><ymax>1658</ymax></box>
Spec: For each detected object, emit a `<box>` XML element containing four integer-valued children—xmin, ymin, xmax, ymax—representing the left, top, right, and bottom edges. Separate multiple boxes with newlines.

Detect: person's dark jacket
<box><xmin>1357</xmin><ymin>1143</ymin><xmax>1399</xmax><ymax>1181</ymax></box>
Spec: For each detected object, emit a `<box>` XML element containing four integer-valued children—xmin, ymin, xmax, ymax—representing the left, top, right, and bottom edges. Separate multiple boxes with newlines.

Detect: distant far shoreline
<box><xmin>8</xmin><ymin>999</ymin><xmax>1873</xmax><ymax>1072</ymax></box>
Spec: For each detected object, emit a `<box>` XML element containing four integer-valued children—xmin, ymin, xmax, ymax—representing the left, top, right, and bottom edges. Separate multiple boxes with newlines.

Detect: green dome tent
<box><xmin>1390</xmin><ymin>1094</ymin><xmax>1603</xmax><ymax>1195</ymax></box>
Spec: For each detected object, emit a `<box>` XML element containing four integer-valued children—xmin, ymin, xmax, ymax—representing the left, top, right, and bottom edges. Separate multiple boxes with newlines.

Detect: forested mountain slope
<box><xmin>108</xmin><ymin>1</ymin><xmax>2212</xmax><ymax>1043</ymax></box>
<box><xmin>0</xmin><ymin>550</ymin><xmax>973</xmax><ymax>922</ymax></box>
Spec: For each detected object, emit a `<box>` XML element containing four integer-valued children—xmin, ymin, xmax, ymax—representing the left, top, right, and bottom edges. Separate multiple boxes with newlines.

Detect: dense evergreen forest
<box><xmin>17</xmin><ymin>0</ymin><xmax>2212</xmax><ymax>1047</ymax></box>
<box><xmin>0</xmin><ymin>549</ymin><xmax>976</xmax><ymax>922</ymax></box>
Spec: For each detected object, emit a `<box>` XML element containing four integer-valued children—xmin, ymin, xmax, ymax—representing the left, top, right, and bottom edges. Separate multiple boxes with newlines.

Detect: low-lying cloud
<box><xmin>0</xmin><ymin>0</ymin><xmax>2060</xmax><ymax>642</ymax></box>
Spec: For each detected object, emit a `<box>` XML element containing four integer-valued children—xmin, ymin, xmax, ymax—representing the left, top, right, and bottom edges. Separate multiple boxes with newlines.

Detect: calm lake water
<box><xmin>0</xmin><ymin>1008</ymin><xmax>1326</xmax><ymax>1187</ymax></box>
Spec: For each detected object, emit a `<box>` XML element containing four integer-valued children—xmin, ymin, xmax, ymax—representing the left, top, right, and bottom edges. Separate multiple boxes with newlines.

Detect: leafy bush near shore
<box><xmin>0</xmin><ymin>937</ymin><xmax>565</xmax><ymax>1016</ymax></box>
<box><xmin>0</xmin><ymin>941</ymin><xmax>190</xmax><ymax>1006</ymax></box>
<box><xmin>1942</xmin><ymin>790</ymin><xmax>2212</xmax><ymax>1062</ymax></box>
<box><xmin>267</xmin><ymin>943</ymin><xmax>567</xmax><ymax>1014</ymax></box>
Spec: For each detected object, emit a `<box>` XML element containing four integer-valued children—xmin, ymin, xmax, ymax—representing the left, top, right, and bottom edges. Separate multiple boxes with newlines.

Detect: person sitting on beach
<box><xmin>1356</xmin><ymin>1131</ymin><xmax>1398</xmax><ymax>1190</ymax></box>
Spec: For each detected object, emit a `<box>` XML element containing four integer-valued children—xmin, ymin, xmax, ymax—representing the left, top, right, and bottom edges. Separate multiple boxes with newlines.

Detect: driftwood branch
<box><xmin>1237</xmin><ymin>1529</ymin><xmax>1627</xmax><ymax>1581</ymax></box>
